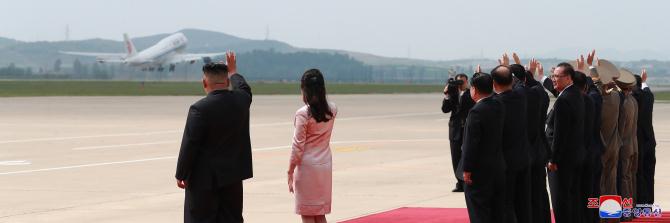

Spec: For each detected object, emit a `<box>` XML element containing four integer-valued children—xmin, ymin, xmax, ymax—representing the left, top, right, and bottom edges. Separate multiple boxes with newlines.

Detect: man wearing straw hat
<box><xmin>588</xmin><ymin>57</ymin><xmax>623</xmax><ymax>198</ymax></box>
<box><xmin>616</xmin><ymin>68</ymin><xmax>639</xmax><ymax>221</ymax></box>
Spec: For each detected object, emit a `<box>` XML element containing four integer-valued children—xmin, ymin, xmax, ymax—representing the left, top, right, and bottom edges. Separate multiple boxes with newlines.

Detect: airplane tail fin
<box><xmin>123</xmin><ymin>33</ymin><xmax>138</xmax><ymax>57</ymax></box>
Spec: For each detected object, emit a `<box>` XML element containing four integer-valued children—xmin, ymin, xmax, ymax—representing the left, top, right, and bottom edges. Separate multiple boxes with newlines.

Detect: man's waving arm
<box><xmin>226</xmin><ymin>51</ymin><xmax>252</xmax><ymax>102</ymax></box>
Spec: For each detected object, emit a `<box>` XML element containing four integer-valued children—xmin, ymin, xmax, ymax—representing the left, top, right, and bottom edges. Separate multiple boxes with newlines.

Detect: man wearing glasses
<box><xmin>545</xmin><ymin>63</ymin><xmax>586</xmax><ymax>223</ymax></box>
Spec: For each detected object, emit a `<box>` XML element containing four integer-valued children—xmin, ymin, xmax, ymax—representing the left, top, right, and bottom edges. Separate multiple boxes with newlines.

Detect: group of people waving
<box><xmin>443</xmin><ymin>50</ymin><xmax>656</xmax><ymax>223</ymax></box>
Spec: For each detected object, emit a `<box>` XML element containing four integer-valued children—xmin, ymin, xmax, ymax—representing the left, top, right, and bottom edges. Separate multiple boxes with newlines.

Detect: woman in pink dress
<box><xmin>287</xmin><ymin>69</ymin><xmax>337</xmax><ymax>223</ymax></box>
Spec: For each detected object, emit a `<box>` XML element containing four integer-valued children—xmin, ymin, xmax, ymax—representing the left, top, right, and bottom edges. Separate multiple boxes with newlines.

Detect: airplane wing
<box><xmin>167</xmin><ymin>52</ymin><xmax>228</xmax><ymax>64</ymax></box>
<box><xmin>59</xmin><ymin>51</ymin><xmax>127</xmax><ymax>63</ymax></box>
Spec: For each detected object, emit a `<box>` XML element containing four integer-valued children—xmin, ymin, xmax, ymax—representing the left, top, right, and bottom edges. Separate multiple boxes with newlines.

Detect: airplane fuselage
<box><xmin>61</xmin><ymin>32</ymin><xmax>226</xmax><ymax>72</ymax></box>
<box><xmin>125</xmin><ymin>33</ymin><xmax>188</xmax><ymax>67</ymax></box>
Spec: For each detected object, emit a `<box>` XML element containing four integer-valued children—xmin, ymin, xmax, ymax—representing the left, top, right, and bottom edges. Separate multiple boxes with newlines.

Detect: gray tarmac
<box><xmin>0</xmin><ymin>94</ymin><xmax>667</xmax><ymax>222</ymax></box>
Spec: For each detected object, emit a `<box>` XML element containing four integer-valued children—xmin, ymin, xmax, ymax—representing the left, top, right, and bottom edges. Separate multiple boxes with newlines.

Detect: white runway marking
<box><xmin>1</xmin><ymin>138</ymin><xmax>447</xmax><ymax>175</ymax></box>
<box><xmin>337</xmin><ymin>112</ymin><xmax>440</xmax><ymax>121</ymax></box>
<box><xmin>0</xmin><ymin>130</ymin><xmax>180</xmax><ymax>144</ymax></box>
<box><xmin>0</xmin><ymin>156</ymin><xmax>176</xmax><ymax>175</ymax></box>
<box><xmin>72</xmin><ymin>140</ymin><xmax>178</xmax><ymax>151</ymax></box>
<box><xmin>0</xmin><ymin>160</ymin><xmax>31</xmax><ymax>166</ymax></box>
<box><xmin>0</xmin><ymin>112</ymin><xmax>440</xmax><ymax>145</ymax></box>
<box><xmin>251</xmin><ymin>122</ymin><xmax>293</xmax><ymax>127</ymax></box>
<box><xmin>72</xmin><ymin>138</ymin><xmax>448</xmax><ymax>152</ymax></box>
<box><xmin>246</xmin><ymin>112</ymin><xmax>441</xmax><ymax>127</ymax></box>
<box><xmin>253</xmin><ymin>138</ymin><xmax>448</xmax><ymax>152</ymax></box>
<box><xmin>253</xmin><ymin>145</ymin><xmax>292</xmax><ymax>151</ymax></box>
<box><xmin>331</xmin><ymin>138</ymin><xmax>447</xmax><ymax>144</ymax></box>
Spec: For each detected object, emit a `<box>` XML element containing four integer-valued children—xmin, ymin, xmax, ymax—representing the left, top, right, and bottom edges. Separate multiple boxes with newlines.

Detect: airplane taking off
<box><xmin>61</xmin><ymin>32</ymin><xmax>224</xmax><ymax>72</ymax></box>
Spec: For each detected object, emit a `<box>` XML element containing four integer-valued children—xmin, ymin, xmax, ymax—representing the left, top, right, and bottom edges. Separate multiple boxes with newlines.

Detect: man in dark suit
<box><xmin>574</xmin><ymin>55</ymin><xmax>606</xmax><ymax>222</ymax></box>
<box><xmin>633</xmin><ymin>70</ymin><xmax>656</xmax><ymax>206</ymax></box>
<box><xmin>522</xmin><ymin>67</ymin><xmax>552</xmax><ymax>223</ymax></box>
<box><xmin>442</xmin><ymin>73</ymin><xmax>475</xmax><ymax>192</ymax></box>
<box><xmin>175</xmin><ymin>52</ymin><xmax>253</xmax><ymax>223</ymax></box>
<box><xmin>492</xmin><ymin>65</ymin><xmax>532</xmax><ymax>223</ymax></box>
<box><xmin>586</xmin><ymin>75</ymin><xmax>605</xmax><ymax>222</ymax></box>
<box><xmin>545</xmin><ymin>63</ymin><xmax>585</xmax><ymax>223</ymax></box>
<box><xmin>461</xmin><ymin>72</ymin><xmax>506</xmax><ymax>223</ymax></box>
<box><xmin>574</xmin><ymin>71</ymin><xmax>598</xmax><ymax>223</ymax></box>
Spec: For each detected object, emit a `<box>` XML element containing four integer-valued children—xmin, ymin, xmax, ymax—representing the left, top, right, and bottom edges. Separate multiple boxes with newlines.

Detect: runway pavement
<box><xmin>0</xmin><ymin>94</ymin><xmax>668</xmax><ymax>222</ymax></box>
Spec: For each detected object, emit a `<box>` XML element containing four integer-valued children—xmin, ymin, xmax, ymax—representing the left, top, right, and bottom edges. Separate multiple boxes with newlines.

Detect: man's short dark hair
<box><xmin>471</xmin><ymin>72</ymin><xmax>493</xmax><ymax>95</ymax></box>
<box><xmin>573</xmin><ymin>71</ymin><xmax>588</xmax><ymax>91</ymax></box>
<box><xmin>202</xmin><ymin>63</ymin><xmax>228</xmax><ymax>76</ymax></box>
<box><xmin>509</xmin><ymin>64</ymin><xmax>526</xmax><ymax>81</ymax></box>
<box><xmin>556</xmin><ymin>62</ymin><xmax>576</xmax><ymax>80</ymax></box>
<box><xmin>455</xmin><ymin>73</ymin><xmax>468</xmax><ymax>80</ymax></box>
<box><xmin>491</xmin><ymin>65</ymin><xmax>513</xmax><ymax>86</ymax></box>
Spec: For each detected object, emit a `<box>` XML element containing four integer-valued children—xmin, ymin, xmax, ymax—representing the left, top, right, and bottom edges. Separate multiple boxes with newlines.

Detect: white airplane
<box><xmin>61</xmin><ymin>32</ymin><xmax>225</xmax><ymax>72</ymax></box>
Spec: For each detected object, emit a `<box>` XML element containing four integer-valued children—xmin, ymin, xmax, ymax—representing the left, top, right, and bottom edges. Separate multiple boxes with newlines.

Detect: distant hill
<box><xmin>132</xmin><ymin>29</ymin><xmax>297</xmax><ymax>53</ymax></box>
<box><xmin>540</xmin><ymin>48</ymin><xmax>670</xmax><ymax>62</ymax></box>
<box><xmin>1</xmin><ymin>28</ymin><xmax>669</xmax><ymax>83</ymax></box>
<box><xmin>0</xmin><ymin>38</ymin><xmax>122</xmax><ymax>67</ymax></box>
<box><xmin>0</xmin><ymin>28</ymin><xmax>483</xmax><ymax>70</ymax></box>
<box><xmin>0</xmin><ymin>37</ymin><xmax>19</xmax><ymax>47</ymax></box>
<box><xmin>0</xmin><ymin>29</ymin><xmax>300</xmax><ymax>67</ymax></box>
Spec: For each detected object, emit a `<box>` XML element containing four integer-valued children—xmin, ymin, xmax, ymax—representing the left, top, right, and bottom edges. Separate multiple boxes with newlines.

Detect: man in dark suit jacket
<box><xmin>442</xmin><ymin>73</ymin><xmax>475</xmax><ymax>192</ymax></box>
<box><xmin>633</xmin><ymin>72</ymin><xmax>656</xmax><ymax>205</ymax></box>
<box><xmin>175</xmin><ymin>52</ymin><xmax>253</xmax><ymax>223</ymax></box>
<box><xmin>584</xmin><ymin>73</ymin><xmax>605</xmax><ymax>222</ymax></box>
<box><xmin>492</xmin><ymin>65</ymin><xmax>532</xmax><ymax>223</ymax></box>
<box><xmin>545</xmin><ymin>63</ymin><xmax>585</xmax><ymax>223</ymax></box>
<box><xmin>574</xmin><ymin>71</ymin><xmax>598</xmax><ymax>223</ymax></box>
<box><xmin>521</xmin><ymin>69</ymin><xmax>552</xmax><ymax>223</ymax></box>
<box><xmin>461</xmin><ymin>72</ymin><xmax>506</xmax><ymax>223</ymax></box>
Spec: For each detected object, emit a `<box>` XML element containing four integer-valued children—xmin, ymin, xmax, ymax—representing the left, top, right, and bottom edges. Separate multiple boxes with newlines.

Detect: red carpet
<box><xmin>339</xmin><ymin>208</ymin><xmax>469</xmax><ymax>223</ymax></box>
<box><xmin>339</xmin><ymin>207</ymin><xmax>670</xmax><ymax>223</ymax></box>
<box><xmin>342</xmin><ymin>208</ymin><xmax>470</xmax><ymax>223</ymax></box>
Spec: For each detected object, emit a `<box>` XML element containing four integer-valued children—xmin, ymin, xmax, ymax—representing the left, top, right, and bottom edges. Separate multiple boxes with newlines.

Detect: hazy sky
<box><xmin>1</xmin><ymin>0</ymin><xmax>668</xmax><ymax>60</ymax></box>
